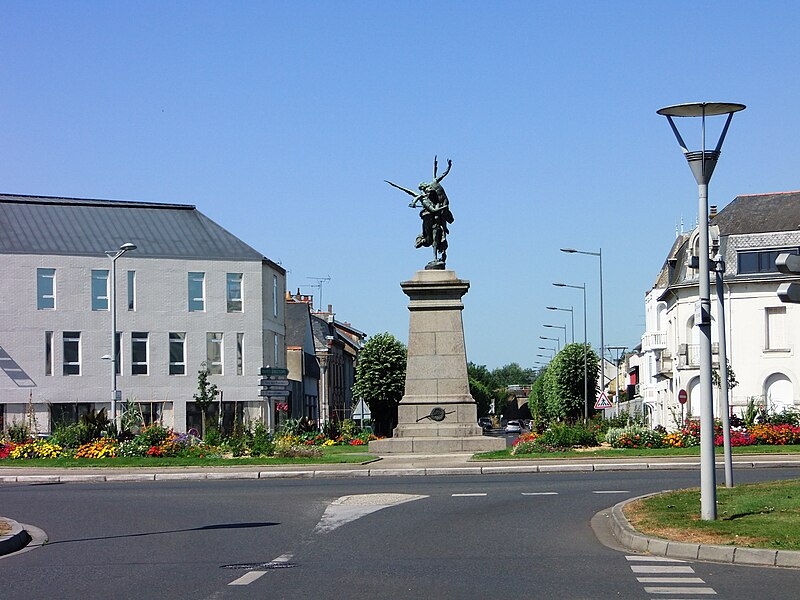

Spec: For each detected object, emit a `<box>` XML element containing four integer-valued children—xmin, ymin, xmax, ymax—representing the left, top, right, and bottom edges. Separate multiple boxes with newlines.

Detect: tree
<box><xmin>712</xmin><ymin>360</ymin><xmax>739</xmax><ymax>391</ymax></box>
<box><xmin>527</xmin><ymin>369</ymin><xmax>548</xmax><ymax>426</ymax></box>
<box><xmin>352</xmin><ymin>332</ymin><xmax>407</xmax><ymax>437</ymax></box>
<box><xmin>542</xmin><ymin>343</ymin><xmax>599</xmax><ymax>422</ymax></box>
<box><xmin>469</xmin><ymin>377</ymin><xmax>492</xmax><ymax>417</ymax></box>
<box><xmin>193</xmin><ymin>362</ymin><xmax>219</xmax><ymax>439</ymax></box>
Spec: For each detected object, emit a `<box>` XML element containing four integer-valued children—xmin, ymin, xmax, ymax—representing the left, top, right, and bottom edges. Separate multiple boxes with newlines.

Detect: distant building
<box><xmin>0</xmin><ymin>194</ymin><xmax>286</xmax><ymax>434</ymax></box>
<box><xmin>635</xmin><ymin>192</ymin><xmax>800</xmax><ymax>428</ymax></box>
<box><xmin>284</xmin><ymin>294</ymin><xmax>320</xmax><ymax>422</ymax></box>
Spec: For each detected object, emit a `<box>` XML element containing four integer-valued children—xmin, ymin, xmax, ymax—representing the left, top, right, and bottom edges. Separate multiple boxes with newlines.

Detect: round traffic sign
<box><xmin>678</xmin><ymin>389</ymin><xmax>688</xmax><ymax>405</ymax></box>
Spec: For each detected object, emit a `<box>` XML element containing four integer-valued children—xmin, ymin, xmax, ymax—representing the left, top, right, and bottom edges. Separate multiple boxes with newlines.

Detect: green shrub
<box><xmin>7</xmin><ymin>421</ymin><xmax>31</xmax><ymax>443</ymax></box>
<box><xmin>537</xmin><ymin>422</ymin><xmax>599</xmax><ymax>449</ymax></box>
<box><xmin>49</xmin><ymin>422</ymin><xmax>91</xmax><ymax>448</ymax></box>
<box><xmin>204</xmin><ymin>427</ymin><xmax>222</xmax><ymax>446</ymax></box>
<box><xmin>606</xmin><ymin>425</ymin><xmax>664</xmax><ymax>449</ymax></box>
<box><xmin>247</xmin><ymin>420</ymin><xmax>274</xmax><ymax>457</ymax></box>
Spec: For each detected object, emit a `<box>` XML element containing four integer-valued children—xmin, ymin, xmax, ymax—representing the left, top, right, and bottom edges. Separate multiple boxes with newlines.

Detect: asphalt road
<box><xmin>2</xmin><ymin>468</ymin><xmax>799</xmax><ymax>600</ymax></box>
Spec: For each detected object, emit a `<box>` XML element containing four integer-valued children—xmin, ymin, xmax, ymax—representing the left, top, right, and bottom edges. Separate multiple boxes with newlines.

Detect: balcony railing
<box><xmin>679</xmin><ymin>343</ymin><xmax>719</xmax><ymax>368</ymax></box>
<box><xmin>641</xmin><ymin>331</ymin><xmax>667</xmax><ymax>351</ymax></box>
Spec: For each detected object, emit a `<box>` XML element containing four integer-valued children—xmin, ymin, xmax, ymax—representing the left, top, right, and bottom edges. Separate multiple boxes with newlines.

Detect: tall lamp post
<box><xmin>561</xmin><ymin>247</ymin><xmax>605</xmax><ymax>391</ymax></box>
<box><xmin>657</xmin><ymin>101</ymin><xmax>745</xmax><ymax>521</ymax></box>
<box><xmin>106</xmin><ymin>242</ymin><xmax>137</xmax><ymax>425</ymax></box>
<box><xmin>539</xmin><ymin>335</ymin><xmax>559</xmax><ymax>352</ymax></box>
<box><xmin>554</xmin><ymin>282</ymin><xmax>588</xmax><ymax>423</ymax></box>
<box><xmin>544</xmin><ymin>324</ymin><xmax>567</xmax><ymax>349</ymax></box>
<box><xmin>546</xmin><ymin>306</ymin><xmax>574</xmax><ymax>343</ymax></box>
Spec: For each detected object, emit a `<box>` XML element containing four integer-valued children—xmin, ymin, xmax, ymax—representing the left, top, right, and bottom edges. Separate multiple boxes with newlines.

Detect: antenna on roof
<box><xmin>304</xmin><ymin>275</ymin><xmax>331</xmax><ymax>312</ymax></box>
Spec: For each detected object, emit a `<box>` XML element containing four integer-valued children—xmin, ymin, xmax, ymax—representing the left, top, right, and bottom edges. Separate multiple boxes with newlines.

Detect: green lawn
<box><xmin>625</xmin><ymin>479</ymin><xmax>800</xmax><ymax>550</ymax></box>
<box><xmin>474</xmin><ymin>444</ymin><xmax>800</xmax><ymax>460</ymax></box>
<box><xmin>0</xmin><ymin>445</ymin><xmax>374</xmax><ymax>468</ymax></box>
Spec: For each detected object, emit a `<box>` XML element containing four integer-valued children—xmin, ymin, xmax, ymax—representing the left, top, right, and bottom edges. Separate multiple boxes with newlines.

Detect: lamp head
<box><xmin>120</xmin><ymin>242</ymin><xmax>137</xmax><ymax>252</ymax></box>
<box><xmin>560</xmin><ymin>248</ymin><xmax>577</xmax><ymax>253</ymax></box>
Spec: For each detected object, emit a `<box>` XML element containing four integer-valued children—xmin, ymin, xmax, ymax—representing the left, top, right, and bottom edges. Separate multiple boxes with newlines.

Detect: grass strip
<box><xmin>624</xmin><ymin>478</ymin><xmax>800</xmax><ymax>551</ymax></box>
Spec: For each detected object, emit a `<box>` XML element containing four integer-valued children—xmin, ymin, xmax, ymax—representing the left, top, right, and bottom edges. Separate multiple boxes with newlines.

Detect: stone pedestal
<box><xmin>369</xmin><ymin>270</ymin><xmax>505</xmax><ymax>454</ymax></box>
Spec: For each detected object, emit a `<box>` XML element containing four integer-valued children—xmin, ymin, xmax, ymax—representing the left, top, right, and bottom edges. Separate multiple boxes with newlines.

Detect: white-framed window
<box><xmin>188</xmin><ymin>272</ymin><xmax>205</xmax><ymax>312</ymax></box>
<box><xmin>227</xmin><ymin>273</ymin><xmax>243</xmax><ymax>312</ymax></box>
<box><xmin>274</xmin><ymin>333</ymin><xmax>279</xmax><ymax>366</ymax></box>
<box><xmin>63</xmin><ymin>331</ymin><xmax>81</xmax><ymax>375</ymax></box>
<box><xmin>273</xmin><ymin>274</ymin><xmax>278</xmax><ymax>317</ymax></box>
<box><xmin>45</xmin><ymin>331</ymin><xmax>54</xmax><ymax>376</ymax></box>
<box><xmin>236</xmin><ymin>332</ymin><xmax>244</xmax><ymax>375</ymax></box>
<box><xmin>91</xmin><ymin>269</ymin><xmax>109</xmax><ymax>311</ymax></box>
<box><xmin>169</xmin><ymin>332</ymin><xmax>186</xmax><ymax>375</ymax></box>
<box><xmin>131</xmin><ymin>332</ymin><xmax>149</xmax><ymax>375</ymax></box>
<box><xmin>765</xmin><ymin>307</ymin><xmax>788</xmax><ymax>350</ymax></box>
<box><xmin>37</xmin><ymin>268</ymin><xmax>56</xmax><ymax>310</ymax></box>
<box><xmin>207</xmin><ymin>332</ymin><xmax>223</xmax><ymax>375</ymax></box>
<box><xmin>127</xmin><ymin>270</ymin><xmax>136</xmax><ymax>311</ymax></box>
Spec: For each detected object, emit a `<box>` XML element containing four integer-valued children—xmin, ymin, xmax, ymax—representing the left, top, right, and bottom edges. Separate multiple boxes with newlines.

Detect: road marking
<box><xmin>272</xmin><ymin>553</ymin><xmax>293</xmax><ymax>563</ymax></box>
<box><xmin>521</xmin><ymin>492</ymin><xmax>558</xmax><ymax>496</ymax></box>
<box><xmin>314</xmin><ymin>493</ymin><xmax>428</xmax><ymax>534</ymax></box>
<box><xmin>451</xmin><ymin>493</ymin><xmax>487</xmax><ymax>497</ymax></box>
<box><xmin>627</xmin><ymin>556</ymin><xmax>686</xmax><ymax>562</ymax></box>
<box><xmin>228</xmin><ymin>571</ymin><xmax>267</xmax><ymax>586</ymax></box>
<box><xmin>637</xmin><ymin>577</ymin><xmax>706</xmax><ymax>583</ymax></box>
<box><xmin>644</xmin><ymin>586</ymin><xmax>716</xmax><ymax>595</ymax></box>
<box><xmin>630</xmin><ymin>566</ymin><xmax>696</xmax><ymax>574</ymax></box>
<box><xmin>593</xmin><ymin>490</ymin><xmax>630</xmax><ymax>494</ymax></box>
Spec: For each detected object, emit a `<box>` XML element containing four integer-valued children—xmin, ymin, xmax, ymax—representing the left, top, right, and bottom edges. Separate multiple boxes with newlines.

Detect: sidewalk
<box><xmin>3</xmin><ymin>452</ymin><xmax>800</xmax><ymax>564</ymax></box>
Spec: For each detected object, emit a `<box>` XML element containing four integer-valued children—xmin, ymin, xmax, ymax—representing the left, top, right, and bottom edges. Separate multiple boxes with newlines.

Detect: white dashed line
<box><xmin>643</xmin><ymin>586</ymin><xmax>716</xmax><ymax>595</ymax></box>
<box><xmin>593</xmin><ymin>490</ymin><xmax>630</xmax><ymax>494</ymax></box>
<box><xmin>451</xmin><ymin>493</ymin><xmax>487</xmax><ymax>497</ymax></box>
<box><xmin>228</xmin><ymin>571</ymin><xmax>267</xmax><ymax>586</ymax></box>
<box><xmin>637</xmin><ymin>577</ymin><xmax>706</xmax><ymax>584</ymax></box>
<box><xmin>521</xmin><ymin>492</ymin><xmax>559</xmax><ymax>496</ymax></box>
<box><xmin>630</xmin><ymin>565</ymin><xmax>696</xmax><ymax>574</ymax></box>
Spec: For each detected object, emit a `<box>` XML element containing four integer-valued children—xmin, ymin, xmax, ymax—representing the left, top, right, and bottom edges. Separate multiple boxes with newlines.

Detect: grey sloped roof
<box><xmin>285</xmin><ymin>302</ymin><xmax>313</xmax><ymax>347</ymax></box>
<box><xmin>0</xmin><ymin>193</ymin><xmax>266</xmax><ymax>261</ymax></box>
<box><xmin>713</xmin><ymin>191</ymin><xmax>800</xmax><ymax>235</ymax></box>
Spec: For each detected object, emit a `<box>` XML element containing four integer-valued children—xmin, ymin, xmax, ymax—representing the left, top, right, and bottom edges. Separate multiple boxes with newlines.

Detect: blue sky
<box><xmin>3</xmin><ymin>1</ymin><xmax>799</xmax><ymax>369</ymax></box>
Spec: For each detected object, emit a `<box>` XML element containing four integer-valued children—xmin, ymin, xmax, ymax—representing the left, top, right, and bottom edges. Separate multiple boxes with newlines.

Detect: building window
<box><xmin>50</xmin><ymin>403</ymin><xmax>93</xmax><ymax>427</ymax></box>
<box><xmin>63</xmin><ymin>332</ymin><xmax>81</xmax><ymax>375</ymax></box>
<box><xmin>765</xmin><ymin>307</ymin><xmax>788</xmax><ymax>350</ymax></box>
<box><xmin>273</xmin><ymin>274</ymin><xmax>278</xmax><ymax>317</ymax></box>
<box><xmin>738</xmin><ymin>248</ymin><xmax>800</xmax><ymax>274</ymax></box>
<box><xmin>37</xmin><ymin>268</ymin><xmax>56</xmax><ymax>310</ymax></box>
<box><xmin>91</xmin><ymin>269</ymin><xmax>110</xmax><ymax>311</ymax></box>
<box><xmin>274</xmin><ymin>333</ymin><xmax>279</xmax><ymax>366</ymax></box>
<box><xmin>45</xmin><ymin>331</ymin><xmax>53</xmax><ymax>376</ymax></box>
<box><xmin>114</xmin><ymin>332</ymin><xmax>121</xmax><ymax>376</ymax></box>
<box><xmin>131</xmin><ymin>332</ymin><xmax>149</xmax><ymax>375</ymax></box>
<box><xmin>188</xmin><ymin>272</ymin><xmax>205</xmax><ymax>312</ymax></box>
<box><xmin>169</xmin><ymin>332</ymin><xmax>186</xmax><ymax>375</ymax></box>
<box><xmin>226</xmin><ymin>273</ymin><xmax>243</xmax><ymax>312</ymax></box>
<box><xmin>127</xmin><ymin>270</ymin><xmax>136</xmax><ymax>311</ymax></box>
<box><xmin>207</xmin><ymin>332</ymin><xmax>223</xmax><ymax>375</ymax></box>
<box><xmin>236</xmin><ymin>333</ymin><xmax>244</xmax><ymax>375</ymax></box>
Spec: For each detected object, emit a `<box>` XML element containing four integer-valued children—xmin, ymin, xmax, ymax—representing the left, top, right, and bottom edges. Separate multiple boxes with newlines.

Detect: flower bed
<box><xmin>606</xmin><ymin>420</ymin><xmax>800</xmax><ymax>449</ymax></box>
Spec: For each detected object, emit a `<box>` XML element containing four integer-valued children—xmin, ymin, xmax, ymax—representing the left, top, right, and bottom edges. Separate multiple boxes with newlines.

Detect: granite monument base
<box><xmin>369</xmin><ymin>269</ymin><xmax>505</xmax><ymax>454</ymax></box>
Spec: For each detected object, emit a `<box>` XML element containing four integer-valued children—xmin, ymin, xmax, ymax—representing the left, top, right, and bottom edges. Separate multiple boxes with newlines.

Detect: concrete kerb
<box><xmin>0</xmin><ymin>518</ymin><xmax>31</xmax><ymax>556</ymax></box>
<box><xmin>609</xmin><ymin>493</ymin><xmax>800</xmax><ymax>569</ymax></box>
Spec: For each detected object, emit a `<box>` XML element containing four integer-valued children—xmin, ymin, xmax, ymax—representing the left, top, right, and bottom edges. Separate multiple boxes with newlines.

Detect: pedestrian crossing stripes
<box><xmin>626</xmin><ymin>555</ymin><xmax>717</xmax><ymax>597</ymax></box>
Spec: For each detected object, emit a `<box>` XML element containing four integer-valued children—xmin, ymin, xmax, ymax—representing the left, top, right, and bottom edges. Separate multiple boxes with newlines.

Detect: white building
<box><xmin>0</xmin><ymin>194</ymin><xmax>286</xmax><ymax>434</ymax></box>
<box><xmin>637</xmin><ymin>191</ymin><xmax>800</xmax><ymax>428</ymax></box>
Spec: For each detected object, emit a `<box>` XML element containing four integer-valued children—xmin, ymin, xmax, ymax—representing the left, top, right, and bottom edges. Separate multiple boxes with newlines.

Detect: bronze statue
<box><xmin>386</xmin><ymin>156</ymin><xmax>454</xmax><ymax>270</ymax></box>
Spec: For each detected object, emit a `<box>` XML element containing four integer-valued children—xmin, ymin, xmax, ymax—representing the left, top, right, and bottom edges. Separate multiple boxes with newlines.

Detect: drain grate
<box><xmin>221</xmin><ymin>562</ymin><xmax>296</xmax><ymax>570</ymax></box>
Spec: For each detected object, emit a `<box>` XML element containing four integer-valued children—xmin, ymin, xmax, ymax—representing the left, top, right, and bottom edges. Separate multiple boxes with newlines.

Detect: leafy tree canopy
<box><xmin>352</xmin><ymin>332</ymin><xmax>407</xmax><ymax>436</ymax></box>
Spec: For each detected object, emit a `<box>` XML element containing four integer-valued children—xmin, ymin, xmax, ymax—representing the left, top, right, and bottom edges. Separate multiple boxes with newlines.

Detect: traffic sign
<box><xmin>259</xmin><ymin>378</ymin><xmax>289</xmax><ymax>387</ymax></box>
<box><xmin>678</xmin><ymin>389</ymin><xmax>688</xmax><ymax>405</ymax></box>
<box><xmin>594</xmin><ymin>392</ymin><xmax>612</xmax><ymax>409</ymax></box>
<box><xmin>259</xmin><ymin>389</ymin><xmax>290</xmax><ymax>397</ymax></box>
<box><xmin>260</xmin><ymin>367</ymin><xmax>288</xmax><ymax>377</ymax></box>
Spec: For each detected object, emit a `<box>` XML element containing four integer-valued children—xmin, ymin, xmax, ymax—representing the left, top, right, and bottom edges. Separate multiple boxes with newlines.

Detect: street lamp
<box><xmin>553</xmin><ymin>282</ymin><xmax>588</xmax><ymax>423</ymax></box>
<box><xmin>544</xmin><ymin>324</ymin><xmax>567</xmax><ymax>348</ymax></box>
<box><xmin>561</xmin><ymin>247</ymin><xmax>604</xmax><ymax>392</ymax></box>
<box><xmin>546</xmin><ymin>306</ymin><xmax>574</xmax><ymax>343</ymax></box>
<box><xmin>658</xmin><ymin>101</ymin><xmax>745</xmax><ymax>521</ymax></box>
<box><xmin>537</xmin><ymin>346</ymin><xmax>555</xmax><ymax>356</ymax></box>
<box><xmin>539</xmin><ymin>335</ymin><xmax>560</xmax><ymax>352</ymax></box>
<box><xmin>105</xmin><ymin>242</ymin><xmax>137</xmax><ymax>426</ymax></box>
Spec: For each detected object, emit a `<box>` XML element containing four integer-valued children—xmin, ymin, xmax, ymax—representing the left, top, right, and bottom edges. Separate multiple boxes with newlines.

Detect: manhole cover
<box><xmin>221</xmin><ymin>562</ymin><xmax>296</xmax><ymax>570</ymax></box>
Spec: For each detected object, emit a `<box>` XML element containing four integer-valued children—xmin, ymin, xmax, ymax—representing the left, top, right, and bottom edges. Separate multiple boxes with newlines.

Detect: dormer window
<box><xmin>737</xmin><ymin>248</ymin><xmax>799</xmax><ymax>274</ymax></box>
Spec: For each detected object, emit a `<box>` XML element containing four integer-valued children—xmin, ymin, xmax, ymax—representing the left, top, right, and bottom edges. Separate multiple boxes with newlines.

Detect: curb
<box><xmin>609</xmin><ymin>493</ymin><xmax>800</xmax><ymax>569</ymax></box>
<box><xmin>1</xmin><ymin>458</ymin><xmax>799</xmax><ymax>485</ymax></box>
<box><xmin>0</xmin><ymin>518</ymin><xmax>31</xmax><ymax>556</ymax></box>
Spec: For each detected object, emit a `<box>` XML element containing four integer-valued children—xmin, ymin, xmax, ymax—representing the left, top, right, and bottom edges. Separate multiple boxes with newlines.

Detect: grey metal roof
<box><xmin>285</xmin><ymin>302</ymin><xmax>313</xmax><ymax>347</ymax></box>
<box><xmin>0</xmin><ymin>193</ymin><xmax>268</xmax><ymax>261</ymax></box>
<box><xmin>713</xmin><ymin>191</ymin><xmax>800</xmax><ymax>235</ymax></box>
